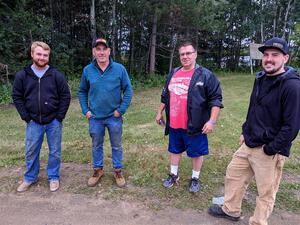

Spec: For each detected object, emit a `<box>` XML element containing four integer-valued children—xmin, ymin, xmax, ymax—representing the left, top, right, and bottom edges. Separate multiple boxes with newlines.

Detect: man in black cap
<box><xmin>208</xmin><ymin>37</ymin><xmax>300</xmax><ymax>225</ymax></box>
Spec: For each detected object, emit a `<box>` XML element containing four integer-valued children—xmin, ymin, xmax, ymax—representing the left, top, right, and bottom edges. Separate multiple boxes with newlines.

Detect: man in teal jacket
<box><xmin>78</xmin><ymin>38</ymin><xmax>133</xmax><ymax>188</ymax></box>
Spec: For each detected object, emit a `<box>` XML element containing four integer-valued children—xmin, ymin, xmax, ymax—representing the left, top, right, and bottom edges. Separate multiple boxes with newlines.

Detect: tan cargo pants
<box><xmin>221</xmin><ymin>143</ymin><xmax>286</xmax><ymax>225</ymax></box>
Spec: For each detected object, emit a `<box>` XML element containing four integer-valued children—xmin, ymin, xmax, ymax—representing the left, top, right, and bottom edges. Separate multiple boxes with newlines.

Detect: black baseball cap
<box><xmin>92</xmin><ymin>38</ymin><xmax>109</xmax><ymax>48</ymax></box>
<box><xmin>258</xmin><ymin>37</ymin><xmax>288</xmax><ymax>55</ymax></box>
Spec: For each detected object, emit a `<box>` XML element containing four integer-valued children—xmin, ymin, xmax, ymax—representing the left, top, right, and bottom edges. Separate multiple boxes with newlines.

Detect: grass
<box><xmin>0</xmin><ymin>73</ymin><xmax>299</xmax><ymax>212</ymax></box>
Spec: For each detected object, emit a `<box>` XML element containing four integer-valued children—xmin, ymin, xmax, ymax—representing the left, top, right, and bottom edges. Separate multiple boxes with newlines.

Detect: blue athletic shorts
<box><xmin>168</xmin><ymin>127</ymin><xmax>209</xmax><ymax>157</ymax></box>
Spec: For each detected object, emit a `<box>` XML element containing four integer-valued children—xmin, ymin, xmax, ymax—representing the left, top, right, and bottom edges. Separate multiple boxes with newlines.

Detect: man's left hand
<box><xmin>114</xmin><ymin>110</ymin><xmax>121</xmax><ymax>117</ymax></box>
<box><xmin>263</xmin><ymin>145</ymin><xmax>277</xmax><ymax>156</ymax></box>
<box><xmin>202</xmin><ymin>120</ymin><xmax>216</xmax><ymax>134</ymax></box>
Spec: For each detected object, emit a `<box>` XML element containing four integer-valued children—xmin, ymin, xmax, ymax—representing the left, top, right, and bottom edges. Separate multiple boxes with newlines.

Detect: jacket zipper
<box><xmin>38</xmin><ymin>78</ymin><xmax>42</xmax><ymax>123</ymax></box>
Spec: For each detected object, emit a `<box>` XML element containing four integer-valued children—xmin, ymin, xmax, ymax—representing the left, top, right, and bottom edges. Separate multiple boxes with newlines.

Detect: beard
<box><xmin>263</xmin><ymin>62</ymin><xmax>284</xmax><ymax>75</ymax></box>
<box><xmin>33</xmin><ymin>59</ymin><xmax>48</xmax><ymax>68</ymax></box>
<box><xmin>264</xmin><ymin>67</ymin><xmax>282</xmax><ymax>75</ymax></box>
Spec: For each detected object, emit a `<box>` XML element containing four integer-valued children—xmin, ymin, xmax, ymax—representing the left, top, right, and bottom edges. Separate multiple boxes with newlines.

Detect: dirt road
<box><xmin>0</xmin><ymin>163</ymin><xmax>299</xmax><ymax>225</ymax></box>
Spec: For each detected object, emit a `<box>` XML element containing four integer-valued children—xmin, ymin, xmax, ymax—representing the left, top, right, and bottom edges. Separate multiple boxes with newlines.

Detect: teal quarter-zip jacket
<box><xmin>78</xmin><ymin>58</ymin><xmax>133</xmax><ymax>118</ymax></box>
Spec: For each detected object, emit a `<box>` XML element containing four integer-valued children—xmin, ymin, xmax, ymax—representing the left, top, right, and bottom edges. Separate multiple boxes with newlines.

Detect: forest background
<box><xmin>0</xmin><ymin>0</ymin><xmax>300</xmax><ymax>88</ymax></box>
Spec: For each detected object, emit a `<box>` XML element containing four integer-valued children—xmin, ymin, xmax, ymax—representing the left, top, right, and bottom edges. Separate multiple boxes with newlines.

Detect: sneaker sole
<box><xmin>17</xmin><ymin>180</ymin><xmax>38</xmax><ymax>192</ymax></box>
<box><xmin>17</xmin><ymin>187</ymin><xmax>31</xmax><ymax>193</ymax></box>
<box><xmin>50</xmin><ymin>185</ymin><xmax>60</xmax><ymax>192</ymax></box>
<box><xmin>189</xmin><ymin>188</ymin><xmax>200</xmax><ymax>193</ymax></box>
<box><xmin>116</xmin><ymin>183</ymin><xmax>126</xmax><ymax>188</ymax></box>
<box><xmin>50</xmin><ymin>187</ymin><xmax>59</xmax><ymax>192</ymax></box>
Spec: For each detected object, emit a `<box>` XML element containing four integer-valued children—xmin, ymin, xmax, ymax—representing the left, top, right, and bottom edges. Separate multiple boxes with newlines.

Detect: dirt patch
<box><xmin>0</xmin><ymin>163</ymin><xmax>299</xmax><ymax>225</ymax></box>
<box><xmin>282</xmin><ymin>173</ymin><xmax>300</xmax><ymax>183</ymax></box>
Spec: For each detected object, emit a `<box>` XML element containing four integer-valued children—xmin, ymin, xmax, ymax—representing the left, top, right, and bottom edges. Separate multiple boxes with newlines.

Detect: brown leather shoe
<box><xmin>87</xmin><ymin>168</ymin><xmax>104</xmax><ymax>187</ymax></box>
<box><xmin>114</xmin><ymin>169</ymin><xmax>126</xmax><ymax>187</ymax></box>
<box><xmin>49</xmin><ymin>180</ymin><xmax>60</xmax><ymax>192</ymax></box>
<box><xmin>17</xmin><ymin>181</ymin><xmax>33</xmax><ymax>192</ymax></box>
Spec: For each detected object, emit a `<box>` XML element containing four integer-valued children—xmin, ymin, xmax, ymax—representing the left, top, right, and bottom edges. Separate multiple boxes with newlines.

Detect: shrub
<box><xmin>0</xmin><ymin>84</ymin><xmax>12</xmax><ymax>104</ymax></box>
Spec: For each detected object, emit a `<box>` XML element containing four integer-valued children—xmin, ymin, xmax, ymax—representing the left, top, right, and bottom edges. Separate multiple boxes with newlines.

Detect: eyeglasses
<box><xmin>179</xmin><ymin>51</ymin><xmax>195</xmax><ymax>57</ymax></box>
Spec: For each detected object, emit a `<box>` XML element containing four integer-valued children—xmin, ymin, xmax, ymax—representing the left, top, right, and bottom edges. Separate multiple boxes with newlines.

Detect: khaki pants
<box><xmin>222</xmin><ymin>143</ymin><xmax>285</xmax><ymax>225</ymax></box>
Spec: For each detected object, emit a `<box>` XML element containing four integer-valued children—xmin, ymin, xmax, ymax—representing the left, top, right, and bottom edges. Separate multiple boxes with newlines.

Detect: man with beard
<box><xmin>208</xmin><ymin>37</ymin><xmax>300</xmax><ymax>225</ymax></box>
<box><xmin>12</xmin><ymin>41</ymin><xmax>71</xmax><ymax>192</ymax></box>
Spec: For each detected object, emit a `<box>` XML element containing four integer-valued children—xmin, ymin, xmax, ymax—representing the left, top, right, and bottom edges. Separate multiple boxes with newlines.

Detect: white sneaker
<box><xmin>49</xmin><ymin>180</ymin><xmax>60</xmax><ymax>192</ymax></box>
<box><xmin>17</xmin><ymin>181</ymin><xmax>33</xmax><ymax>192</ymax></box>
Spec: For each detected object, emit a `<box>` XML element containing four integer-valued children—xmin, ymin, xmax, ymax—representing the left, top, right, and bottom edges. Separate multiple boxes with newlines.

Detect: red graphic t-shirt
<box><xmin>168</xmin><ymin>68</ymin><xmax>194</xmax><ymax>129</ymax></box>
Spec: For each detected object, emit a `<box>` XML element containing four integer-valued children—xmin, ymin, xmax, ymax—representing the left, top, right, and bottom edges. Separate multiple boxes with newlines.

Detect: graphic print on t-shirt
<box><xmin>168</xmin><ymin>69</ymin><xmax>194</xmax><ymax>129</ymax></box>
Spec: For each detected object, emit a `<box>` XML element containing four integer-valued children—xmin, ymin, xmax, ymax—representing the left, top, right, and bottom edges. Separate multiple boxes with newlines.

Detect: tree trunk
<box><xmin>273</xmin><ymin>2</ymin><xmax>277</xmax><ymax>37</ymax></box>
<box><xmin>286</xmin><ymin>0</ymin><xmax>296</xmax><ymax>43</ymax></box>
<box><xmin>129</xmin><ymin>27</ymin><xmax>135</xmax><ymax>75</ymax></box>
<box><xmin>49</xmin><ymin>0</ymin><xmax>54</xmax><ymax>42</ymax></box>
<box><xmin>111</xmin><ymin>0</ymin><xmax>117</xmax><ymax>59</ymax></box>
<box><xmin>149</xmin><ymin>8</ymin><xmax>158</xmax><ymax>75</ymax></box>
<box><xmin>90</xmin><ymin>0</ymin><xmax>96</xmax><ymax>40</ymax></box>
<box><xmin>234</xmin><ymin>38</ymin><xmax>241</xmax><ymax>70</ymax></box>
<box><xmin>260</xmin><ymin>0</ymin><xmax>264</xmax><ymax>42</ymax></box>
<box><xmin>217</xmin><ymin>38</ymin><xmax>222</xmax><ymax>69</ymax></box>
<box><xmin>169</xmin><ymin>33</ymin><xmax>177</xmax><ymax>73</ymax></box>
<box><xmin>281</xmin><ymin>0</ymin><xmax>293</xmax><ymax>39</ymax></box>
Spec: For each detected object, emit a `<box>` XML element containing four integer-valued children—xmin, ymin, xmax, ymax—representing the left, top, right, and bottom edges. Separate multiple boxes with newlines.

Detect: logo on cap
<box><xmin>273</xmin><ymin>43</ymin><xmax>283</xmax><ymax>50</ymax></box>
<box><xmin>258</xmin><ymin>37</ymin><xmax>288</xmax><ymax>55</ymax></box>
<box><xmin>93</xmin><ymin>38</ymin><xmax>108</xmax><ymax>48</ymax></box>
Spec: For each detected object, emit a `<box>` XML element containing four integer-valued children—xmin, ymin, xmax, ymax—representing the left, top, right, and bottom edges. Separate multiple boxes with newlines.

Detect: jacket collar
<box><xmin>174</xmin><ymin>64</ymin><xmax>200</xmax><ymax>73</ymax></box>
<box><xmin>24</xmin><ymin>64</ymin><xmax>53</xmax><ymax>78</ymax></box>
<box><xmin>92</xmin><ymin>57</ymin><xmax>113</xmax><ymax>71</ymax></box>
<box><xmin>256</xmin><ymin>66</ymin><xmax>298</xmax><ymax>81</ymax></box>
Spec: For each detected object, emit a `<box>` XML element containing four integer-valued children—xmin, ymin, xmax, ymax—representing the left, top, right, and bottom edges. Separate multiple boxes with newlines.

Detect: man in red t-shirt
<box><xmin>156</xmin><ymin>40</ymin><xmax>223</xmax><ymax>193</ymax></box>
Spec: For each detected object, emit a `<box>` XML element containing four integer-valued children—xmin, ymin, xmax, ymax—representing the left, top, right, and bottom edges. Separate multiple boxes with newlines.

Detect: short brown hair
<box><xmin>178</xmin><ymin>39</ymin><xmax>197</xmax><ymax>52</ymax></box>
<box><xmin>31</xmin><ymin>41</ymin><xmax>51</xmax><ymax>54</ymax></box>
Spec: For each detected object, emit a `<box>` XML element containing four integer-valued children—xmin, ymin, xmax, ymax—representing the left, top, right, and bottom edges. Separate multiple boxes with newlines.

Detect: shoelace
<box><xmin>191</xmin><ymin>178</ymin><xmax>198</xmax><ymax>186</ymax></box>
<box><xmin>168</xmin><ymin>174</ymin><xmax>178</xmax><ymax>182</ymax></box>
<box><xmin>93</xmin><ymin>170</ymin><xmax>101</xmax><ymax>177</ymax></box>
<box><xmin>115</xmin><ymin>171</ymin><xmax>122</xmax><ymax>178</ymax></box>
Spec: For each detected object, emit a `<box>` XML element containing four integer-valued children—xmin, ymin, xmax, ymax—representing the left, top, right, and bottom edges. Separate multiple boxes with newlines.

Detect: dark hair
<box><xmin>178</xmin><ymin>39</ymin><xmax>197</xmax><ymax>51</ymax></box>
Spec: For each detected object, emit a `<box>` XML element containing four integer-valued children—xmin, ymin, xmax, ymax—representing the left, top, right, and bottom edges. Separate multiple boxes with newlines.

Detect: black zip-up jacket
<box><xmin>12</xmin><ymin>65</ymin><xmax>71</xmax><ymax>124</ymax></box>
<box><xmin>161</xmin><ymin>64</ymin><xmax>223</xmax><ymax>136</ymax></box>
<box><xmin>242</xmin><ymin>67</ymin><xmax>300</xmax><ymax>157</ymax></box>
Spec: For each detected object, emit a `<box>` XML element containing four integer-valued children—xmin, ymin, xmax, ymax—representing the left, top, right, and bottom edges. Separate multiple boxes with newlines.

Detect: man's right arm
<box><xmin>77</xmin><ymin>71</ymin><xmax>90</xmax><ymax>116</ymax></box>
<box><xmin>155</xmin><ymin>103</ymin><xmax>165</xmax><ymax>125</ymax></box>
<box><xmin>12</xmin><ymin>72</ymin><xmax>31</xmax><ymax>122</ymax></box>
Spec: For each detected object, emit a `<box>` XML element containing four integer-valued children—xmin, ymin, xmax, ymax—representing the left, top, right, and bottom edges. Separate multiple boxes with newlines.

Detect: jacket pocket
<box><xmin>189</xmin><ymin>106</ymin><xmax>209</xmax><ymax>129</ymax></box>
<box><xmin>276</xmin><ymin>154</ymin><xmax>285</xmax><ymax>170</ymax></box>
<box><xmin>43</xmin><ymin>100</ymin><xmax>59</xmax><ymax>113</ymax></box>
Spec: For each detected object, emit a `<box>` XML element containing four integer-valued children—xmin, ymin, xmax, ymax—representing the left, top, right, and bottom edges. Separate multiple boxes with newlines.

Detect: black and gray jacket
<box><xmin>12</xmin><ymin>65</ymin><xmax>71</xmax><ymax>124</ymax></box>
<box><xmin>161</xmin><ymin>64</ymin><xmax>223</xmax><ymax>136</ymax></box>
<box><xmin>242</xmin><ymin>67</ymin><xmax>300</xmax><ymax>157</ymax></box>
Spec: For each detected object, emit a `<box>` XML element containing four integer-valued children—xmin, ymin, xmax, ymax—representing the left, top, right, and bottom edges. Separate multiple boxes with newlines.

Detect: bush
<box><xmin>130</xmin><ymin>74</ymin><xmax>166</xmax><ymax>90</ymax></box>
<box><xmin>0</xmin><ymin>84</ymin><xmax>12</xmax><ymax>104</ymax></box>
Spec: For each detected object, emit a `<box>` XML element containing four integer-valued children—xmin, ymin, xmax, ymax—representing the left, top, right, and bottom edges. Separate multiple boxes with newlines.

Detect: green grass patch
<box><xmin>276</xmin><ymin>182</ymin><xmax>300</xmax><ymax>211</ymax></box>
<box><xmin>0</xmin><ymin>73</ymin><xmax>299</xmax><ymax>212</ymax></box>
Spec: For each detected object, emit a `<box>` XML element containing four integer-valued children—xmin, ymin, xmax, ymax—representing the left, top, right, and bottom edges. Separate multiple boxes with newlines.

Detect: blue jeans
<box><xmin>89</xmin><ymin>116</ymin><xmax>123</xmax><ymax>169</ymax></box>
<box><xmin>24</xmin><ymin>119</ymin><xmax>62</xmax><ymax>182</ymax></box>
